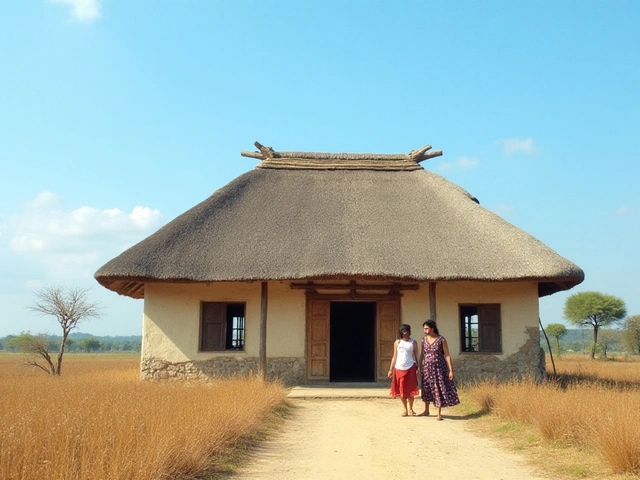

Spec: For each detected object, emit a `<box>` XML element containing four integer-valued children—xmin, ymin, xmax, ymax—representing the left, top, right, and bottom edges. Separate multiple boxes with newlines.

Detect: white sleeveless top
<box><xmin>394</xmin><ymin>339</ymin><xmax>416</xmax><ymax>371</ymax></box>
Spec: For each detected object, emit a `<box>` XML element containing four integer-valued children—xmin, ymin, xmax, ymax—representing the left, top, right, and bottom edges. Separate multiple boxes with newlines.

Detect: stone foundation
<box><xmin>141</xmin><ymin>328</ymin><xmax>545</xmax><ymax>385</ymax></box>
<box><xmin>453</xmin><ymin>327</ymin><xmax>546</xmax><ymax>383</ymax></box>
<box><xmin>141</xmin><ymin>356</ymin><xmax>306</xmax><ymax>385</ymax></box>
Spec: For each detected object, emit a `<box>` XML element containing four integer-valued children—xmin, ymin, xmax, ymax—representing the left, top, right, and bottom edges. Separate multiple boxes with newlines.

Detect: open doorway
<box><xmin>329</xmin><ymin>302</ymin><xmax>376</xmax><ymax>382</ymax></box>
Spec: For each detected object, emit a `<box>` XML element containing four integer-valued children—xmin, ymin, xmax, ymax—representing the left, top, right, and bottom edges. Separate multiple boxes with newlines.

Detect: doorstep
<box><xmin>288</xmin><ymin>382</ymin><xmax>391</xmax><ymax>399</ymax></box>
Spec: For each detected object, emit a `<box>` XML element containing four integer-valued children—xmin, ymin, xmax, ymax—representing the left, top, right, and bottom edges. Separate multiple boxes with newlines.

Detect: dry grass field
<box><xmin>4</xmin><ymin>352</ymin><xmax>639</xmax><ymax>479</ymax></box>
<box><xmin>0</xmin><ymin>354</ymin><xmax>288</xmax><ymax>480</ymax></box>
<box><xmin>467</xmin><ymin>355</ymin><xmax>640</xmax><ymax>478</ymax></box>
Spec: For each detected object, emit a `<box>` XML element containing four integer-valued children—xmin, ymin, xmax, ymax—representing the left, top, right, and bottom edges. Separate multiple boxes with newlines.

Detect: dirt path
<box><xmin>232</xmin><ymin>398</ymin><xmax>549</xmax><ymax>480</ymax></box>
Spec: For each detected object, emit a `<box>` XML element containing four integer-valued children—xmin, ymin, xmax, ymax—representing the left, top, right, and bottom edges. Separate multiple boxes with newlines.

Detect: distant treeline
<box><xmin>0</xmin><ymin>332</ymin><xmax>141</xmax><ymax>353</ymax></box>
<box><xmin>540</xmin><ymin>327</ymin><xmax>626</xmax><ymax>355</ymax></box>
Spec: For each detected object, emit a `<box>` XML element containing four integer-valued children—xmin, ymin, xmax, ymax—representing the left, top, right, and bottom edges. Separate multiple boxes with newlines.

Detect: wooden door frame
<box><xmin>304</xmin><ymin>292</ymin><xmax>403</xmax><ymax>382</ymax></box>
<box><xmin>294</xmin><ymin>281</ymin><xmax>417</xmax><ymax>382</ymax></box>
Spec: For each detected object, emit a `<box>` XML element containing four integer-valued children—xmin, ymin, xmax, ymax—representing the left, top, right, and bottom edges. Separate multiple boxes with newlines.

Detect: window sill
<box><xmin>199</xmin><ymin>350</ymin><xmax>246</xmax><ymax>354</ymax></box>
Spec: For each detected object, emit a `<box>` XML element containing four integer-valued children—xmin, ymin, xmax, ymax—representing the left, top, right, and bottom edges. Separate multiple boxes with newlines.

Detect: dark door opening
<box><xmin>330</xmin><ymin>302</ymin><xmax>376</xmax><ymax>382</ymax></box>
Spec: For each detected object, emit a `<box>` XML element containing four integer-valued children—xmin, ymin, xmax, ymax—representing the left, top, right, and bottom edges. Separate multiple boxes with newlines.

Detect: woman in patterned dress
<box><xmin>418</xmin><ymin>319</ymin><xmax>459</xmax><ymax>420</ymax></box>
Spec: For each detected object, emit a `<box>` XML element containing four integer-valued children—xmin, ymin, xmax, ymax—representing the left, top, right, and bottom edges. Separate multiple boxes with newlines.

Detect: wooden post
<box><xmin>259</xmin><ymin>281</ymin><xmax>268</xmax><ymax>380</ymax></box>
<box><xmin>429</xmin><ymin>282</ymin><xmax>437</xmax><ymax>321</ymax></box>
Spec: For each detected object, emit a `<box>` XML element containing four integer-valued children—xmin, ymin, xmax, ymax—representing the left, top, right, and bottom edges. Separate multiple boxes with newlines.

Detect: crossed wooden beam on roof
<box><xmin>240</xmin><ymin>141</ymin><xmax>443</xmax><ymax>163</ymax></box>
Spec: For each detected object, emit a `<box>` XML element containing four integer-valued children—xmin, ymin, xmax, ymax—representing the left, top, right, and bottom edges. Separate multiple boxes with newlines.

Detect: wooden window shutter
<box><xmin>201</xmin><ymin>302</ymin><xmax>226</xmax><ymax>351</ymax></box>
<box><xmin>478</xmin><ymin>304</ymin><xmax>501</xmax><ymax>352</ymax></box>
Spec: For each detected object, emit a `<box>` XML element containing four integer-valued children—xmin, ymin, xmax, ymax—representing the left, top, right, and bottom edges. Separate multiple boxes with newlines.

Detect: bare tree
<box><xmin>8</xmin><ymin>333</ymin><xmax>56</xmax><ymax>374</ymax></box>
<box><xmin>25</xmin><ymin>285</ymin><xmax>101</xmax><ymax>375</ymax></box>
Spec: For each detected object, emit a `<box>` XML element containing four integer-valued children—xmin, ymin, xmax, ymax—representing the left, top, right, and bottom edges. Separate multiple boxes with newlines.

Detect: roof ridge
<box><xmin>240</xmin><ymin>141</ymin><xmax>443</xmax><ymax>162</ymax></box>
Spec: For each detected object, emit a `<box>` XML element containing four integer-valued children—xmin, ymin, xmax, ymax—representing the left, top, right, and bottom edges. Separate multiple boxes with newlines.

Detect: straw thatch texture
<box><xmin>95</xmin><ymin>164</ymin><xmax>583</xmax><ymax>299</ymax></box>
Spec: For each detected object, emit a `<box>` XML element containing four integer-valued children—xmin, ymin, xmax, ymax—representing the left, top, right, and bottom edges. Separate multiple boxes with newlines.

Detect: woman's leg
<box><xmin>419</xmin><ymin>400</ymin><xmax>430</xmax><ymax>416</ymax></box>
<box><xmin>400</xmin><ymin>397</ymin><xmax>409</xmax><ymax>416</ymax></box>
<box><xmin>408</xmin><ymin>396</ymin><xmax>416</xmax><ymax>415</ymax></box>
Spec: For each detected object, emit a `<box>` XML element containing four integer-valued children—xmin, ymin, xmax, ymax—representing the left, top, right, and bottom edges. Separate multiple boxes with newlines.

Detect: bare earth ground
<box><xmin>232</xmin><ymin>397</ymin><xmax>550</xmax><ymax>480</ymax></box>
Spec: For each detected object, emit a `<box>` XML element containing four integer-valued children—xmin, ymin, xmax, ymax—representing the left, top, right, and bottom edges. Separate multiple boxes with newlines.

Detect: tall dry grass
<box><xmin>0</xmin><ymin>354</ymin><xmax>288</xmax><ymax>480</ymax></box>
<box><xmin>468</xmin><ymin>355</ymin><xmax>640</xmax><ymax>475</ymax></box>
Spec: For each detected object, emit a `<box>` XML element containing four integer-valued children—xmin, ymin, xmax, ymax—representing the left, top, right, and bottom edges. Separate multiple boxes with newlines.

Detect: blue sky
<box><xmin>1</xmin><ymin>1</ymin><xmax>638</xmax><ymax>337</ymax></box>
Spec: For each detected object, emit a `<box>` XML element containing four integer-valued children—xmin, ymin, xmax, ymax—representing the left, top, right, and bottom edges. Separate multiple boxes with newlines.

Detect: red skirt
<box><xmin>390</xmin><ymin>364</ymin><xmax>419</xmax><ymax>399</ymax></box>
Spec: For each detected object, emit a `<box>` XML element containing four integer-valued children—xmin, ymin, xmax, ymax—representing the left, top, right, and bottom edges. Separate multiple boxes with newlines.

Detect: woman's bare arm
<box><xmin>442</xmin><ymin>337</ymin><xmax>454</xmax><ymax>380</ymax></box>
<box><xmin>388</xmin><ymin>339</ymin><xmax>399</xmax><ymax>378</ymax></box>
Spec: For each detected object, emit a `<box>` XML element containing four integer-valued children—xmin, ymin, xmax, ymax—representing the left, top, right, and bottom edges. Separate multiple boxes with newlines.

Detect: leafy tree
<box><xmin>545</xmin><ymin>323</ymin><xmax>568</xmax><ymax>355</ymax></box>
<box><xmin>564</xmin><ymin>291</ymin><xmax>627</xmax><ymax>359</ymax></box>
<box><xmin>622</xmin><ymin>315</ymin><xmax>640</xmax><ymax>355</ymax></box>
<box><xmin>3</xmin><ymin>335</ymin><xmax>17</xmax><ymax>352</ymax></box>
<box><xmin>23</xmin><ymin>286</ymin><xmax>101</xmax><ymax>375</ymax></box>
<box><xmin>77</xmin><ymin>338</ymin><xmax>101</xmax><ymax>352</ymax></box>
<box><xmin>598</xmin><ymin>329</ymin><xmax>622</xmax><ymax>358</ymax></box>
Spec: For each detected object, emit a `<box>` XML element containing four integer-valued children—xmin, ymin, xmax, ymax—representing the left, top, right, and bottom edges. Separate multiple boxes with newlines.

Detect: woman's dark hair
<box><xmin>423</xmin><ymin>319</ymin><xmax>439</xmax><ymax>335</ymax></box>
<box><xmin>398</xmin><ymin>324</ymin><xmax>412</xmax><ymax>339</ymax></box>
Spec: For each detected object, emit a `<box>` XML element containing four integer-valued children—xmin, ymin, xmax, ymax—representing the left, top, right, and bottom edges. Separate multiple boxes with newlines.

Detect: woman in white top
<box><xmin>388</xmin><ymin>324</ymin><xmax>420</xmax><ymax>416</ymax></box>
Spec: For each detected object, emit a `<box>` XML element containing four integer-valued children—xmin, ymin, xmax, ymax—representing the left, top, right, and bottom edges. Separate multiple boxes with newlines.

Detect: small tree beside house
<box><xmin>597</xmin><ymin>328</ymin><xmax>622</xmax><ymax>358</ymax></box>
<box><xmin>564</xmin><ymin>291</ymin><xmax>626</xmax><ymax>359</ymax></box>
<box><xmin>545</xmin><ymin>323</ymin><xmax>568</xmax><ymax>356</ymax></box>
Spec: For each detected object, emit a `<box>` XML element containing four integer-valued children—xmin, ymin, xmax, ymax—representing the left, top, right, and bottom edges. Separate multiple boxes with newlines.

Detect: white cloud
<box><xmin>615</xmin><ymin>206</ymin><xmax>640</xmax><ymax>217</ymax></box>
<box><xmin>8</xmin><ymin>191</ymin><xmax>164</xmax><ymax>280</ymax></box>
<box><xmin>49</xmin><ymin>0</ymin><xmax>102</xmax><ymax>23</ymax></box>
<box><xmin>436</xmin><ymin>156</ymin><xmax>479</xmax><ymax>173</ymax></box>
<box><xmin>497</xmin><ymin>137</ymin><xmax>536</xmax><ymax>156</ymax></box>
<box><xmin>28</xmin><ymin>190</ymin><xmax>62</xmax><ymax>209</ymax></box>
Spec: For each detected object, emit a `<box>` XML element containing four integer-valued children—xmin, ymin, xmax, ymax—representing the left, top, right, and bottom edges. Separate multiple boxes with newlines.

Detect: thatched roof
<box><xmin>95</xmin><ymin>143</ymin><xmax>584</xmax><ymax>299</ymax></box>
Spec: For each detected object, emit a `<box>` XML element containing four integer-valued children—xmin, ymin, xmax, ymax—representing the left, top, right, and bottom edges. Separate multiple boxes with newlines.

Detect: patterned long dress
<box><xmin>421</xmin><ymin>335</ymin><xmax>460</xmax><ymax>407</ymax></box>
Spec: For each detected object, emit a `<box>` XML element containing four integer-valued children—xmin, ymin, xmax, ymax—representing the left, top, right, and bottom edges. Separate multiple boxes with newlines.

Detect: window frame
<box><xmin>459</xmin><ymin>303</ymin><xmax>502</xmax><ymax>353</ymax></box>
<box><xmin>200</xmin><ymin>301</ymin><xmax>246</xmax><ymax>352</ymax></box>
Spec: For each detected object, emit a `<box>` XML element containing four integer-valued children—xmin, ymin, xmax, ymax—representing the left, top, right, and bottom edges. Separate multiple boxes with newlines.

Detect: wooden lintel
<box><xmin>290</xmin><ymin>282</ymin><xmax>419</xmax><ymax>291</ymax></box>
<box><xmin>306</xmin><ymin>293</ymin><xmax>402</xmax><ymax>301</ymax></box>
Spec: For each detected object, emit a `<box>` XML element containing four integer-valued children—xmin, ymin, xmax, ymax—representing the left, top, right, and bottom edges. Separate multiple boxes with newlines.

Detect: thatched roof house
<box><xmin>95</xmin><ymin>143</ymin><xmax>583</xmax><ymax>384</ymax></box>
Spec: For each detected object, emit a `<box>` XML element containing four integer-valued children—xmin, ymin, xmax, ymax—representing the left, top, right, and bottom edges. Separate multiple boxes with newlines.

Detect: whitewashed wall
<box><xmin>142</xmin><ymin>281</ymin><xmax>306</xmax><ymax>363</ymax></box>
<box><xmin>141</xmin><ymin>280</ymin><xmax>540</xmax><ymax>381</ymax></box>
<box><xmin>400</xmin><ymin>281</ymin><xmax>538</xmax><ymax>357</ymax></box>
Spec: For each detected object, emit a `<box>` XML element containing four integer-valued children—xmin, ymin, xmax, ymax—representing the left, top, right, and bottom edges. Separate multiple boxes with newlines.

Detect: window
<box><xmin>459</xmin><ymin>304</ymin><xmax>501</xmax><ymax>353</ymax></box>
<box><xmin>200</xmin><ymin>302</ymin><xmax>245</xmax><ymax>351</ymax></box>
